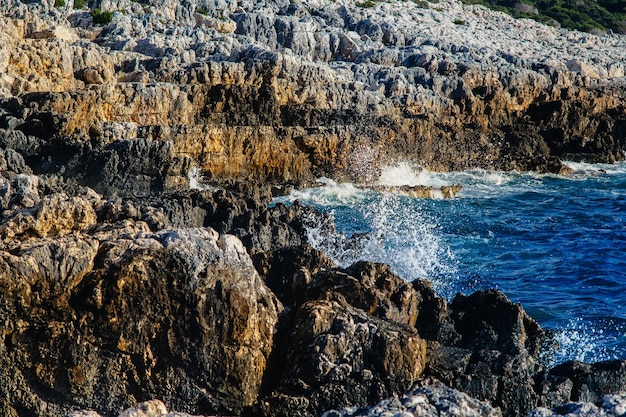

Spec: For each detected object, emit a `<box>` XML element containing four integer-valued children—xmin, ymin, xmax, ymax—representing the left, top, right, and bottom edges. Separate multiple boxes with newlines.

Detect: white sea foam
<box><xmin>563</xmin><ymin>160</ymin><xmax>626</xmax><ymax>177</ymax></box>
<box><xmin>376</xmin><ymin>162</ymin><xmax>448</xmax><ymax>187</ymax></box>
<box><xmin>275</xmin><ymin>177</ymin><xmax>369</xmax><ymax>207</ymax></box>
<box><xmin>188</xmin><ymin>167</ymin><xmax>216</xmax><ymax>191</ymax></box>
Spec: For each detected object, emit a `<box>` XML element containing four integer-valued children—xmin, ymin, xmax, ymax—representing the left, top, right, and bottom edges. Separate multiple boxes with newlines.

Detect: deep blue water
<box><xmin>274</xmin><ymin>161</ymin><xmax>626</xmax><ymax>364</ymax></box>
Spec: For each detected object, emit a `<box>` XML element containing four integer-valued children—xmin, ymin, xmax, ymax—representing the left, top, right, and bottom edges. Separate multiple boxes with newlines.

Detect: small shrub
<box><xmin>91</xmin><ymin>8</ymin><xmax>114</xmax><ymax>24</ymax></box>
<box><xmin>73</xmin><ymin>0</ymin><xmax>85</xmax><ymax>8</ymax></box>
<box><xmin>54</xmin><ymin>0</ymin><xmax>66</xmax><ymax>7</ymax></box>
<box><xmin>356</xmin><ymin>0</ymin><xmax>376</xmax><ymax>7</ymax></box>
<box><xmin>196</xmin><ymin>6</ymin><xmax>208</xmax><ymax>15</ymax></box>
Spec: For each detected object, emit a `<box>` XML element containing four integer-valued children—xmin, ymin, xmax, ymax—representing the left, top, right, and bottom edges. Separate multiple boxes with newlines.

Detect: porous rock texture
<box><xmin>325</xmin><ymin>381</ymin><xmax>503</xmax><ymax>417</ymax></box>
<box><xmin>2</xmin><ymin>170</ymin><xmax>626</xmax><ymax>417</ymax></box>
<box><xmin>2</xmin><ymin>0</ymin><xmax>626</xmax><ymax>194</ymax></box>
<box><xmin>2</xmin><ymin>0</ymin><xmax>626</xmax><ymax>417</ymax></box>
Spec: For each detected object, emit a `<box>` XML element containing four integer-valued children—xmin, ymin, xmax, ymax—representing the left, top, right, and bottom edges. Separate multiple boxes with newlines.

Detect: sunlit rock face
<box><xmin>1</xmin><ymin>1</ymin><xmax>626</xmax><ymax>417</ymax></box>
<box><xmin>1</xmin><ymin>0</ymin><xmax>625</xmax><ymax>196</ymax></box>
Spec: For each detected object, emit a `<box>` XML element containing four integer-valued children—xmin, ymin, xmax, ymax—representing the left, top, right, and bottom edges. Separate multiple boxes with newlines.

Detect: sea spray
<box><xmin>277</xmin><ymin>167</ymin><xmax>459</xmax><ymax>297</ymax></box>
<box><xmin>275</xmin><ymin>162</ymin><xmax>626</xmax><ymax>362</ymax></box>
<box><xmin>375</xmin><ymin>162</ymin><xmax>448</xmax><ymax>188</ymax></box>
<box><xmin>188</xmin><ymin>167</ymin><xmax>216</xmax><ymax>191</ymax></box>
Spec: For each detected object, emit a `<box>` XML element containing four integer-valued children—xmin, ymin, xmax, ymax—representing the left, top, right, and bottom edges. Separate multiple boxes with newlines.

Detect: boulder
<box><xmin>260</xmin><ymin>297</ymin><xmax>427</xmax><ymax>417</ymax></box>
<box><xmin>0</xmin><ymin>213</ymin><xmax>283</xmax><ymax>416</ymax></box>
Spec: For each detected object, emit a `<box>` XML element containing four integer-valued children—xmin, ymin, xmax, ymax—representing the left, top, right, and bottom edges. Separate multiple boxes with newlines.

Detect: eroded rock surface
<box><xmin>2</xmin><ymin>178</ymin><xmax>626</xmax><ymax>417</ymax></box>
<box><xmin>1</xmin><ymin>0</ymin><xmax>626</xmax><ymax>196</ymax></box>
<box><xmin>0</xmin><ymin>185</ymin><xmax>307</xmax><ymax>416</ymax></box>
<box><xmin>325</xmin><ymin>381</ymin><xmax>503</xmax><ymax>417</ymax></box>
<box><xmin>1</xmin><ymin>0</ymin><xmax>626</xmax><ymax>416</ymax></box>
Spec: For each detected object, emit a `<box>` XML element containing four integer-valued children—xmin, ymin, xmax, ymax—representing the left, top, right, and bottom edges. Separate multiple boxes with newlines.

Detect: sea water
<box><xmin>274</xmin><ymin>161</ymin><xmax>626</xmax><ymax>364</ymax></box>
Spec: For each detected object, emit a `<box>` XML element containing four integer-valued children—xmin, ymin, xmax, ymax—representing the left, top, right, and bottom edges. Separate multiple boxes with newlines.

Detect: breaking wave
<box><xmin>275</xmin><ymin>161</ymin><xmax>626</xmax><ymax>362</ymax></box>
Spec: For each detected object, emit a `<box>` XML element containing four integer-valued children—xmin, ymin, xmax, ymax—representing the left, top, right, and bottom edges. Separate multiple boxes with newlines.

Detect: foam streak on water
<box><xmin>275</xmin><ymin>162</ymin><xmax>626</xmax><ymax>363</ymax></box>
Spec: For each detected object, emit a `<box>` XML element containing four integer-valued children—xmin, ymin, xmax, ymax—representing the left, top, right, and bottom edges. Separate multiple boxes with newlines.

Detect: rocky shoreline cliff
<box><xmin>3</xmin><ymin>0</ymin><xmax>626</xmax><ymax>190</ymax></box>
<box><xmin>1</xmin><ymin>0</ymin><xmax>626</xmax><ymax>416</ymax></box>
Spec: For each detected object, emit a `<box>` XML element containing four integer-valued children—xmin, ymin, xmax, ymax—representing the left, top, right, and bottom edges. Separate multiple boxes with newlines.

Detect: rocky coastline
<box><xmin>2</xmin><ymin>0</ymin><xmax>626</xmax><ymax>416</ymax></box>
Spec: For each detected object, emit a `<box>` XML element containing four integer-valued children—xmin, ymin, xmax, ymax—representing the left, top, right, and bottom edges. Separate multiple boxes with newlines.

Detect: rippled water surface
<box><xmin>274</xmin><ymin>161</ymin><xmax>626</xmax><ymax>364</ymax></box>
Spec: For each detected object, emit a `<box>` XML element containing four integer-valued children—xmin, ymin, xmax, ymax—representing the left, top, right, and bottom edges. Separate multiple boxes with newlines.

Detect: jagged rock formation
<box><xmin>2</xmin><ymin>0</ymin><xmax>626</xmax><ymax>417</ymax></box>
<box><xmin>529</xmin><ymin>393</ymin><xmax>626</xmax><ymax>417</ymax></box>
<box><xmin>2</xmin><ymin>170</ymin><xmax>626</xmax><ymax>417</ymax></box>
<box><xmin>1</xmin><ymin>0</ymin><xmax>626</xmax><ymax>195</ymax></box>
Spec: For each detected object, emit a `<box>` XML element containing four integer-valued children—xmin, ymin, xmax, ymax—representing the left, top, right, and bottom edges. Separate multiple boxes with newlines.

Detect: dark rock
<box><xmin>259</xmin><ymin>296</ymin><xmax>427</xmax><ymax>417</ymax></box>
<box><xmin>450</xmin><ymin>289</ymin><xmax>543</xmax><ymax>356</ymax></box>
<box><xmin>546</xmin><ymin>360</ymin><xmax>626</xmax><ymax>404</ymax></box>
<box><xmin>0</xmin><ymin>129</ymin><xmax>42</xmax><ymax>158</ymax></box>
<box><xmin>255</xmin><ymin>243</ymin><xmax>334</xmax><ymax>308</ymax></box>
<box><xmin>0</xmin><ymin>148</ymin><xmax>32</xmax><ymax>177</ymax></box>
<box><xmin>80</xmin><ymin>139</ymin><xmax>191</xmax><ymax>198</ymax></box>
<box><xmin>117</xmin><ymin>189</ymin><xmax>315</xmax><ymax>256</ymax></box>
<box><xmin>412</xmin><ymin>278</ymin><xmax>458</xmax><ymax>344</ymax></box>
<box><xmin>420</xmin><ymin>289</ymin><xmax>546</xmax><ymax>417</ymax></box>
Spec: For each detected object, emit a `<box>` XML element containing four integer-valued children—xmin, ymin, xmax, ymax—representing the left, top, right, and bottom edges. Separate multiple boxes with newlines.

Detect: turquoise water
<box><xmin>274</xmin><ymin>161</ymin><xmax>626</xmax><ymax>364</ymax></box>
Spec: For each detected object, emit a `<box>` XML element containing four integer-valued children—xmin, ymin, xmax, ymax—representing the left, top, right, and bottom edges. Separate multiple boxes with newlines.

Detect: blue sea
<box><xmin>274</xmin><ymin>161</ymin><xmax>626</xmax><ymax>364</ymax></box>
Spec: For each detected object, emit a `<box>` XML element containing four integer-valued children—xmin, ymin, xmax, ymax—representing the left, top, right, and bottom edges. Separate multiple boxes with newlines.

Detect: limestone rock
<box><xmin>1</xmin><ymin>1</ymin><xmax>626</xmax><ymax>416</ymax></box>
<box><xmin>69</xmin><ymin>399</ymin><xmax>223</xmax><ymax>416</ymax></box>
<box><xmin>326</xmin><ymin>382</ymin><xmax>502</xmax><ymax>417</ymax></box>
<box><xmin>67</xmin><ymin>411</ymin><xmax>103</xmax><ymax>417</ymax></box>
<box><xmin>118</xmin><ymin>400</ymin><xmax>167</xmax><ymax>417</ymax></box>
<box><xmin>0</xmin><ymin>192</ymin><xmax>97</xmax><ymax>240</ymax></box>
<box><xmin>566</xmin><ymin>59</ymin><xmax>600</xmax><ymax>78</ymax></box>
<box><xmin>0</xmin><ymin>173</ymin><xmax>40</xmax><ymax>211</ymax></box>
<box><xmin>3</xmin><ymin>0</ymin><xmax>625</xmax><ymax>189</ymax></box>
<box><xmin>0</xmin><ymin>185</ymin><xmax>322</xmax><ymax>417</ymax></box>
<box><xmin>0</xmin><ymin>224</ymin><xmax>283</xmax><ymax>416</ymax></box>
<box><xmin>529</xmin><ymin>393</ymin><xmax>626</xmax><ymax>417</ymax></box>
<box><xmin>360</xmin><ymin>184</ymin><xmax>463</xmax><ymax>199</ymax></box>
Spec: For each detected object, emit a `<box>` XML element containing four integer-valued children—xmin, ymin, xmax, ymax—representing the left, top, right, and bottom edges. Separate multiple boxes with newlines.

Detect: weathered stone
<box><xmin>529</xmin><ymin>393</ymin><xmax>626</xmax><ymax>416</ymax></box>
<box><xmin>1</xmin><ymin>1</ymin><xmax>626</xmax><ymax>417</ymax></box>
<box><xmin>0</xmin><ymin>192</ymin><xmax>97</xmax><ymax>240</ymax></box>
<box><xmin>360</xmin><ymin>184</ymin><xmax>462</xmax><ymax>199</ymax></box>
<box><xmin>0</xmin><ymin>182</ymin><xmax>329</xmax><ymax>417</ymax></box>
<box><xmin>326</xmin><ymin>382</ymin><xmax>503</xmax><ymax>417</ymax></box>
<box><xmin>261</xmin><ymin>297</ymin><xmax>427</xmax><ymax>417</ymax></box>
<box><xmin>546</xmin><ymin>360</ymin><xmax>626</xmax><ymax>404</ymax></box>
<box><xmin>118</xmin><ymin>400</ymin><xmax>168</xmax><ymax>417</ymax></box>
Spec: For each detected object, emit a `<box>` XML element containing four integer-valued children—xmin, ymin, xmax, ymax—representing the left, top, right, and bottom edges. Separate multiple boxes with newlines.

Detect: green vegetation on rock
<box><xmin>73</xmin><ymin>0</ymin><xmax>85</xmax><ymax>9</ymax></box>
<box><xmin>356</xmin><ymin>0</ymin><xmax>377</xmax><ymax>7</ymax></box>
<box><xmin>461</xmin><ymin>0</ymin><xmax>626</xmax><ymax>33</ymax></box>
<box><xmin>54</xmin><ymin>0</ymin><xmax>66</xmax><ymax>7</ymax></box>
<box><xmin>90</xmin><ymin>8</ymin><xmax>114</xmax><ymax>24</ymax></box>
